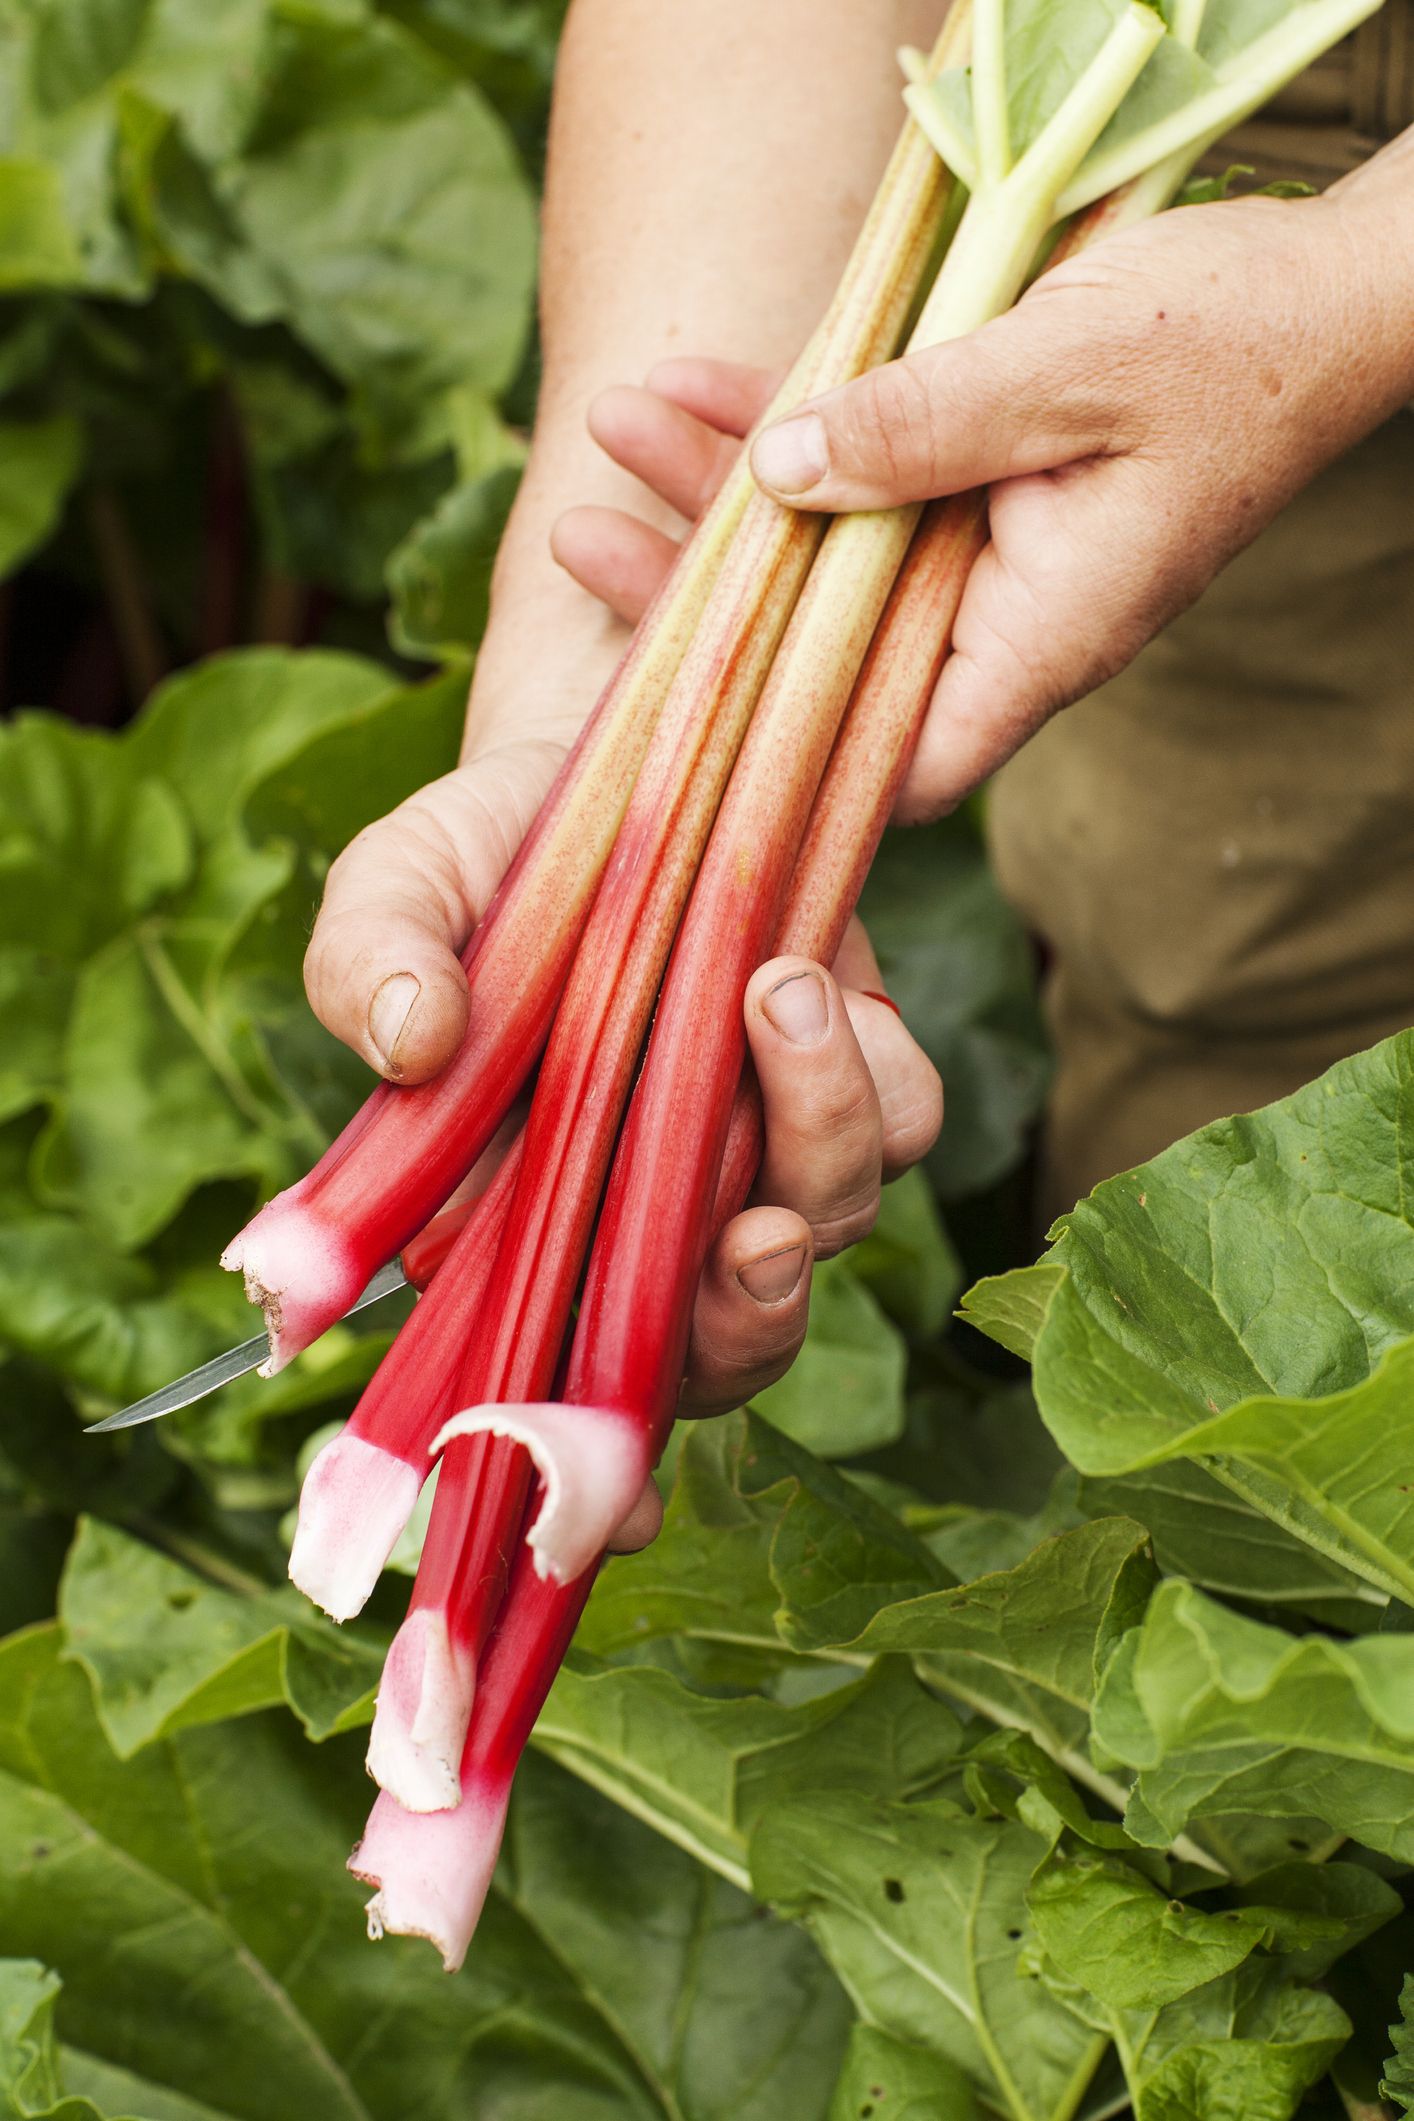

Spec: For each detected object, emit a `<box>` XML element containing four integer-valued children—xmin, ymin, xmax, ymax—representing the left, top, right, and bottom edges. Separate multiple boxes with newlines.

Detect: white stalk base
<box><xmin>221</xmin><ymin>1195</ymin><xmax>363</xmax><ymax>1373</ymax></box>
<box><xmin>288</xmin><ymin>1434</ymin><xmax>423</xmax><ymax>1621</ymax></box>
<box><xmin>431</xmin><ymin>1402</ymin><xmax>651</xmax><ymax>1586</ymax></box>
<box><xmin>367</xmin><ymin>1608</ymin><xmax>476</xmax><ymax>1813</ymax></box>
<box><xmin>351</xmin><ymin>1776</ymin><xmax>510</xmax><ymax>1973</ymax></box>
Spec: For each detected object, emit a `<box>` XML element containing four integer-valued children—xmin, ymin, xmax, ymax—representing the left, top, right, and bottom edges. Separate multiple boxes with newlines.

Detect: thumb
<box><xmin>749</xmin><ymin>293</ymin><xmax>1115</xmax><ymax>513</ymax></box>
<box><xmin>304</xmin><ymin>739</ymin><xmax>565</xmax><ymax>1083</ymax></box>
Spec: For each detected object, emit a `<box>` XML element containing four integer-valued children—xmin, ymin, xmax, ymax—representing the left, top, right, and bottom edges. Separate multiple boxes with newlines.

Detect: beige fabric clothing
<box><xmin>987</xmin><ymin>415</ymin><xmax>1414</xmax><ymax>1227</ymax></box>
<box><xmin>1205</xmin><ymin>0</ymin><xmax>1414</xmax><ymax>186</ymax></box>
<box><xmin>984</xmin><ymin>7</ymin><xmax>1414</xmax><ymax>1223</ymax></box>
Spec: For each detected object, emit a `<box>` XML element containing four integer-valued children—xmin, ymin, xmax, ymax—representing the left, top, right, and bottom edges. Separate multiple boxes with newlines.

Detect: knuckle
<box><xmin>812</xmin><ymin>1189</ymin><xmax>881</xmax><ymax>1262</ymax></box>
<box><xmin>880</xmin><ymin>1061</ymin><xmax>944</xmax><ymax>1176</ymax></box>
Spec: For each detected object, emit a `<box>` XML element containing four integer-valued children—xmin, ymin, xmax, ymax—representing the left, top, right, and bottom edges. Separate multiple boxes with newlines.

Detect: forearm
<box><xmin>1324</xmin><ymin>124</ymin><xmax>1414</xmax><ymax>419</ymax></box>
<box><xmin>467</xmin><ymin>0</ymin><xmax>939</xmax><ymax>751</ymax></box>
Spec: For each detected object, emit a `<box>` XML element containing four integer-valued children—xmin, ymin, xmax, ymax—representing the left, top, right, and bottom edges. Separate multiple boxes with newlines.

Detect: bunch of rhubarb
<box><xmin>220</xmin><ymin>0</ymin><xmax>1385</xmax><ymax>1969</ymax></box>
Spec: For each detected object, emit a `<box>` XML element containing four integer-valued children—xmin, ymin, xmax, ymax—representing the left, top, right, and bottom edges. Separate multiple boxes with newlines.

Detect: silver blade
<box><xmin>85</xmin><ymin>1260</ymin><xmax>410</xmax><ymax>1434</ymax></box>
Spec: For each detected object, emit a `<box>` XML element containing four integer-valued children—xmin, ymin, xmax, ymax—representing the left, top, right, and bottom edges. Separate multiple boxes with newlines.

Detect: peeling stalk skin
<box><xmin>409</xmin><ymin>165</ymin><xmax>1161</xmax><ymax>1951</ymax></box>
<box><xmin>221</xmin><ymin>5</ymin><xmax>964</xmax><ymax>1376</ymax></box>
<box><xmin>286</xmin><ymin>1139</ymin><xmax>522</xmax><ymax>1618</ymax></box>
<box><xmin>361</xmin><ymin>11</ymin><xmax>970</xmax><ymax>1812</ymax></box>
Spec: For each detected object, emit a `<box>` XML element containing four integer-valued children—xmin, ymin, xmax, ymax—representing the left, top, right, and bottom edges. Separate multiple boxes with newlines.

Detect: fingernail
<box><xmin>752</xmin><ymin>413</ymin><xmax>828</xmax><ymax>496</ymax></box>
<box><xmin>763</xmin><ymin>969</ymin><xmax>829</xmax><ymax>1046</ymax></box>
<box><xmin>737</xmin><ymin>1244</ymin><xmax>807</xmax><ymax>1305</ymax></box>
<box><xmin>368</xmin><ymin>973</ymin><xmax>421</xmax><ymax>1076</ymax></box>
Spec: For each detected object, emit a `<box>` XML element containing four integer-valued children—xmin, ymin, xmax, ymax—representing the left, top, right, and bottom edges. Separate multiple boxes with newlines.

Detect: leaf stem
<box><xmin>1059</xmin><ymin>0</ymin><xmax>1387</xmax><ymax>212</ymax></box>
<box><xmin>137</xmin><ymin>926</ymin><xmax>287</xmax><ymax>1140</ymax></box>
<box><xmin>971</xmin><ymin>0</ymin><xmax>1012</xmax><ymax>185</ymax></box>
<box><xmin>87</xmin><ymin>486</ymin><xmax>166</xmax><ymax>708</ymax></box>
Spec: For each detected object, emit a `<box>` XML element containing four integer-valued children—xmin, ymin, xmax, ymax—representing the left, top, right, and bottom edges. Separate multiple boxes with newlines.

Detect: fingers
<box><xmin>745</xmin><ymin>957</ymin><xmax>883</xmax><ymax>1258</ymax></box>
<box><xmin>831</xmin><ymin>919</ymin><xmax>944</xmax><ymax>1180</ymax></box>
<box><xmin>304</xmin><ymin>744</ymin><xmax>562</xmax><ymax>1082</ymax></box>
<box><xmin>587</xmin><ymin>383</ymin><xmax>745</xmax><ymax>521</ymax></box>
<box><xmin>749</xmin><ymin>289</ymin><xmax>1123</xmax><ymax>514</ymax></box>
<box><xmin>681</xmin><ymin>1203</ymin><xmax>816</xmax><ymax>1417</ymax></box>
<box><xmin>551</xmin><ymin>504</ymin><xmax>679</xmax><ymax>626</ymax></box>
<box><xmin>646</xmin><ymin>356</ymin><xmax>782</xmax><ymax>437</ymax></box>
<box><xmin>606</xmin><ymin>1475</ymin><xmax>665</xmax><ymax>1555</ymax></box>
<box><xmin>896</xmin><ymin>454</ymin><xmax>1179</xmax><ymax>816</ymax></box>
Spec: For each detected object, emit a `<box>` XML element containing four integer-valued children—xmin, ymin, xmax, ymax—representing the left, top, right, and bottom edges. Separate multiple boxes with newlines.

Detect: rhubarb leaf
<box><xmin>754</xmin><ymin>1256</ymin><xmax>907</xmax><ymax>1457</ymax></box>
<box><xmin>148</xmin><ymin>14</ymin><xmax>535</xmax><ymax>406</ymax></box>
<box><xmin>0</xmin><ymin>1625</ymin><xmax>851</xmax><ymax>2121</ymax></box>
<box><xmin>536</xmin><ymin>1657</ymin><xmax>963</xmax><ymax>1889</ymax></box>
<box><xmin>0</xmin><ymin>416</ymin><xmax>81</xmax><ymax>579</ymax></box>
<box><xmin>1382</xmin><ymin>1975</ymin><xmax>1414</xmax><ymax>2114</ymax></box>
<box><xmin>963</xmin><ymin>1032</ymin><xmax>1414</xmax><ymax>1602</ymax></box>
<box><xmin>57</xmin><ymin>1517</ymin><xmax>382</xmax><ymax>1753</ymax></box>
<box><xmin>386</xmin><ymin>462</ymin><xmax>521</xmax><ymax>657</ymax></box>
<box><xmin>1091</xmin><ymin>1962</ymin><xmax>1350</xmax><ymax>2121</ymax></box>
<box><xmin>1029</xmin><ymin>1852</ymin><xmax>1259</xmax><ymax>2011</ymax></box>
<box><xmin>497</xmin><ymin>1755</ymin><xmax>854</xmax><ymax>2121</ymax></box>
<box><xmin>1093</xmin><ymin>1580</ymin><xmax>1414</xmax><ymax>1862</ymax></box>
<box><xmin>780</xmin><ymin>1517</ymin><xmax>1154</xmax><ymax>1780</ymax></box>
<box><xmin>858</xmin><ymin>817</ymin><xmax>1050</xmax><ymax>1199</ymax></box>
<box><xmin>1077</xmin><ymin>1460</ymin><xmax>1384</xmax><ymax>1634</ymax></box>
<box><xmin>827</xmin><ymin>2026</ymin><xmax>980</xmax><ymax>2121</ymax></box>
<box><xmin>0</xmin><ymin>1955</ymin><xmax>232</xmax><ymax>2120</ymax></box>
<box><xmin>752</xmin><ymin>1796</ymin><xmax>1105</xmax><ymax>2121</ymax></box>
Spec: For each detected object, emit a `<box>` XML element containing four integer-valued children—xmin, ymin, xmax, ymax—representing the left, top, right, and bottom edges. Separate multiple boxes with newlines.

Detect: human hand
<box><xmin>736</xmin><ymin>189</ymin><xmax>1414</xmax><ymax>814</ymax></box>
<box><xmin>303</xmin><ymin>364</ymin><xmax>942</xmax><ymax>1503</ymax></box>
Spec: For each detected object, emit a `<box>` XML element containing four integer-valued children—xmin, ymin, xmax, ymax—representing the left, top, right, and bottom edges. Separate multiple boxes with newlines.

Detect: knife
<box><xmin>85</xmin><ymin>1198</ymin><xmax>477</xmax><ymax>1435</ymax></box>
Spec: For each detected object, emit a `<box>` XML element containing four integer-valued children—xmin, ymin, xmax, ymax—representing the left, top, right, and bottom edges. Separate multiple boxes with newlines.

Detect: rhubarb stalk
<box><xmin>360</xmin><ymin>3</ymin><xmax>975</xmax><ymax>1809</ymax></box>
<box><xmin>221</xmin><ymin>9</ymin><xmax>966</xmax><ymax>1378</ymax></box>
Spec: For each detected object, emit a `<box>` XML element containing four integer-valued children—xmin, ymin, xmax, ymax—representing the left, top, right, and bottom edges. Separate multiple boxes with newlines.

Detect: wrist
<box><xmin>1320</xmin><ymin>133</ymin><xmax>1414</xmax><ymax>412</ymax></box>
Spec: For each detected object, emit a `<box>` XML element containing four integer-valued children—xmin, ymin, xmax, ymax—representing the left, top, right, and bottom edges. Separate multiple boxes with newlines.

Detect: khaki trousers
<box><xmin>987</xmin><ymin>417</ymin><xmax>1414</xmax><ymax>1222</ymax></box>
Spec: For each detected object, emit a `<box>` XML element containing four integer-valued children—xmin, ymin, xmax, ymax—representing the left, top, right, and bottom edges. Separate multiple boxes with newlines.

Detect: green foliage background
<box><xmin>2</xmin><ymin>4</ymin><xmax>1414</xmax><ymax>2118</ymax></box>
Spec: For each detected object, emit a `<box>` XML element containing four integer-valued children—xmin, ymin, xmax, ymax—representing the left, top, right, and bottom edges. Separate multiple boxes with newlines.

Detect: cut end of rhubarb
<box><xmin>221</xmin><ymin>1196</ymin><xmax>365</xmax><ymax>1373</ymax></box>
<box><xmin>351</xmin><ymin>1777</ymin><xmax>509</xmax><ymax>1973</ymax></box>
<box><xmin>367</xmin><ymin>1608</ymin><xmax>476</xmax><ymax>1813</ymax></box>
<box><xmin>288</xmin><ymin>1433</ymin><xmax>423</xmax><ymax>1621</ymax></box>
<box><xmin>431</xmin><ymin>1402</ymin><xmax>651</xmax><ymax>1587</ymax></box>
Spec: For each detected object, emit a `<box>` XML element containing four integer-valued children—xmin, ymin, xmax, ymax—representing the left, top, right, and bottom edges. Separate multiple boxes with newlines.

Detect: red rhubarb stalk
<box><xmin>360</xmin><ymin>13</ymin><xmax>972</xmax><ymax>1808</ymax></box>
<box><xmin>286</xmin><ymin>1138</ymin><xmax>523</xmax><ymax>1620</ymax></box>
<box><xmin>350</xmin><ymin>482</ymin><xmax>989</xmax><ymax>1962</ymax></box>
<box><xmin>220</xmin><ymin>9</ymin><xmax>964</xmax><ymax>1379</ymax></box>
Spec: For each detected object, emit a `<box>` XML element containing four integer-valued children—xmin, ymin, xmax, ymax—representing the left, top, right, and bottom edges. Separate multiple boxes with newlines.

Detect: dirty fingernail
<box><xmin>752</xmin><ymin>413</ymin><xmax>828</xmax><ymax>496</ymax></box>
<box><xmin>737</xmin><ymin>1244</ymin><xmax>807</xmax><ymax>1305</ymax></box>
<box><xmin>368</xmin><ymin>972</ymin><xmax>421</xmax><ymax>1075</ymax></box>
<box><xmin>763</xmin><ymin>969</ymin><xmax>829</xmax><ymax>1045</ymax></box>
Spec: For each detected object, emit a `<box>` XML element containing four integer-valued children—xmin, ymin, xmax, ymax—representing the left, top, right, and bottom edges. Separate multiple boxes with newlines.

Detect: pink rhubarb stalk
<box><xmin>350</xmin><ymin>483</ymin><xmax>985</xmax><ymax>1956</ymax></box>
<box><xmin>286</xmin><ymin>1138</ymin><xmax>523</xmax><ymax>1620</ymax></box>
<box><xmin>220</xmin><ymin>10</ymin><xmax>965</xmax><ymax>1379</ymax></box>
<box><xmin>361</xmin><ymin>15</ymin><xmax>970</xmax><ymax>1809</ymax></box>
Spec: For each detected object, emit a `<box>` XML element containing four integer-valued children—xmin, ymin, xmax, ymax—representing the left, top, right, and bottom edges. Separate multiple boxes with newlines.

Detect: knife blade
<box><xmin>84</xmin><ymin>1259</ymin><xmax>411</xmax><ymax>1434</ymax></box>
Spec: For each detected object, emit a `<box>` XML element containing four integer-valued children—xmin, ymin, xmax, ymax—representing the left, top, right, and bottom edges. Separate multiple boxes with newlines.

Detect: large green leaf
<box><xmin>1102</xmin><ymin>1962</ymin><xmax>1350</xmax><ymax>2121</ymax></box>
<box><xmin>827</xmin><ymin>2025</ymin><xmax>980</xmax><ymax>2121</ymax></box>
<box><xmin>782</xmin><ymin>1518</ymin><xmax>1154</xmax><ymax>1792</ymax></box>
<box><xmin>57</xmin><ymin>1517</ymin><xmax>381</xmax><ymax>1753</ymax></box>
<box><xmin>754</xmin><ymin>1257</ymin><xmax>908</xmax><ymax>1458</ymax></box>
<box><xmin>537</xmin><ymin>1656</ymin><xmax>962</xmax><ymax>1889</ymax></box>
<box><xmin>0</xmin><ymin>1626</ymin><xmax>851</xmax><ymax>2121</ymax></box>
<box><xmin>0</xmin><ymin>416</ymin><xmax>80</xmax><ymax>577</ymax></box>
<box><xmin>1093</xmin><ymin>1580</ymin><xmax>1414</xmax><ymax>1863</ymax></box>
<box><xmin>0</xmin><ymin>649</ymin><xmax>464</xmax><ymax>1405</ymax></box>
<box><xmin>753</xmin><ymin>1795</ymin><xmax>1107</xmax><ymax>2121</ymax></box>
<box><xmin>964</xmin><ymin>1034</ymin><xmax>1414</xmax><ymax>1601</ymax></box>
